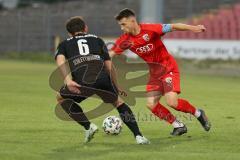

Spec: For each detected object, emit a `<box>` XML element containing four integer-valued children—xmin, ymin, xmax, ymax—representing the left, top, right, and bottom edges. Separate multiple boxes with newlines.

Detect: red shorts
<box><xmin>145</xmin><ymin>55</ymin><xmax>181</xmax><ymax>94</ymax></box>
<box><xmin>146</xmin><ymin>71</ymin><xmax>181</xmax><ymax>94</ymax></box>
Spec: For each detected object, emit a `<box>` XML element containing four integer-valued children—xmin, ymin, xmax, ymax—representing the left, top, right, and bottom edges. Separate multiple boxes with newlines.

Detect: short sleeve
<box><xmin>111</xmin><ymin>34</ymin><xmax>130</xmax><ymax>54</ymax></box>
<box><xmin>141</xmin><ymin>23</ymin><xmax>165</xmax><ymax>36</ymax></box>
<box><xmin>99</xmin><ymin>38</ymin><xmax>110</xmax><ymax>61</ymax></box>
<box><xmin>54</xmin><ymin>41</ymin><xmax>67</xmax><ymax>59</ymax></box>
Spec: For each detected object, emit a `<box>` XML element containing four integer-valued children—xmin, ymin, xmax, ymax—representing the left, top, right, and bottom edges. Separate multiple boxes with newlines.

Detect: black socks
<box><xmin>60</xmin><ymin>100</ymin><xmax>143</xmax><ymax>137</ymax></box>
<box><xmin>117</xmin><ymin>103</ymin><xmax>142</xmax><ymax>137</ymax></box>
<box><xmin>61</xmin><ymin>99</ymin><xmax>90</xmax><ymax>130</ymax></box>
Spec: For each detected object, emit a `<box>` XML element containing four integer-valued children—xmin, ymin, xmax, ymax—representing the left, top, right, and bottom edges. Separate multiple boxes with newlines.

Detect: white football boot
<box><xmin>84</xmin><ymin>123</ymin><xmax>98</xmax><ymax>143</ymax></box>
<box><xmin>135</xmin><ymin>135</ymin><xmax>150</xmax><ymax>144</ymax></box>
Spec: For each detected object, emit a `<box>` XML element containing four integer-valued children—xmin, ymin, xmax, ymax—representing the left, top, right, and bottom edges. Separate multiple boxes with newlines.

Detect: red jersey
<box><xmin>112</xmin><ymin>23</ymin><xmax>179</xmax><ymax>76</ymax></box>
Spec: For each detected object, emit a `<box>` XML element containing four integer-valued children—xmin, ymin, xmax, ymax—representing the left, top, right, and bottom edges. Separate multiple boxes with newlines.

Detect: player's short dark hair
<box><xmin>115</xmin><ymin>8</ymin><xmax>135</xmax><ymax>21</ymax></box>
<box><xmin>65</xmin><ymin>16</ymin><xmax>85</xmax><ymax>34</ymax></box>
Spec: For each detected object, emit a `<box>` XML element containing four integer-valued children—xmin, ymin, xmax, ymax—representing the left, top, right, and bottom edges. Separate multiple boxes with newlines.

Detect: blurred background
<box><xmin>0</xmin><ymin>0</ymin><xmax>239</xmax><ymax>60</ymax></box>
<box><xmin>0</xmin><ymin>0</ymin><xmax>239</xmax><ymax>78</ymax></box>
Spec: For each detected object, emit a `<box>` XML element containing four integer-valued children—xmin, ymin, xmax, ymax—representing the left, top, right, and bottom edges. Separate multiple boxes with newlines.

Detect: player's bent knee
<box><xmin>57</xmin><ymin>98</ymin><xmax>64</xmax><ymax>104</ymax></box>
<box><xmin>56</xmin><ymin>94</ymin><xmax>64</xmax><ymax>104</ymax></box>
<box><xmin>166</xmin><ymin>100</ymin><xmax>178</xmax><ymax>108</ymax></box>
<box><xmin>146</xmin><ymin>101</ymin><xmax>158</xmax><ymax>110</ymax></box>
<box><xmin>114</xmin><ymin>101</ymin><xmax>124</xmax><ymax>108</ymax></box>
<box><xmin>112</xmin><ymin>96</ymin><xmax>124</xmax><ymax>108</ymax></box>
<box><xmin>113</xmin><ymin>98</ymin><xmax>124</xmax><ymax>108</ymax></box>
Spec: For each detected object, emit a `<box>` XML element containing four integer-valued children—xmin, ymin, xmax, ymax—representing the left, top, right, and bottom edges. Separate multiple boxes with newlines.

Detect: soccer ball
<box><xmin>102</xmin><ymin>116</ymin><xmax>122</xmax><ymax>135</ymax></box>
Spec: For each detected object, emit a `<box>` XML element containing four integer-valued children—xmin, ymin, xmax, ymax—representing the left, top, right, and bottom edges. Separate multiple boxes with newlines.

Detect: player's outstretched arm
<box><xmin>56</xmin><ymin>55</ymin><xmax>80</xmax><ymax>94</ymax></box>
<box><xmin>171</xmin><ymin>23</ymin><xmax>206</xmax><ymax>33</ymax></box>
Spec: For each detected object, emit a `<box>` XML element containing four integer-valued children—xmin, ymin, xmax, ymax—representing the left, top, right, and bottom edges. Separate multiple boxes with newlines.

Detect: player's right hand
<box><xmin>193</xmin><ymin>25</ymin><xmax>206</xmax><ymax>32</ymax></box>
<box><xmin>66</xmin><ymin>80</ymin><xmax>81</xmax><ymax>94</ymax></box>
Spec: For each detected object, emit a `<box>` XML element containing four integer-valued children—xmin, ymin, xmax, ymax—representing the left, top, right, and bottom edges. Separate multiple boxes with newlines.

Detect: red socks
<box><xmin>151</xmin><ymin>103</ymin><xmax>176</xmax><ymax>124</ymax></box>
<box><xmin>151</xmin><ymin>99</ymin><xmax>197</xmax><ymax>124</ymax></box>
<box><xmin>175</xmin><ymin>99</ymin><xmax>196</xmax><ymax>115</ymax></box>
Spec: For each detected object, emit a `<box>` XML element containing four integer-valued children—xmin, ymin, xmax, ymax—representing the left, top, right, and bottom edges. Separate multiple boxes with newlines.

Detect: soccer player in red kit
<box><xmin>109</xmin><ymin>8</ymin><xmax>211</xmax><ymax>136</ymax></box>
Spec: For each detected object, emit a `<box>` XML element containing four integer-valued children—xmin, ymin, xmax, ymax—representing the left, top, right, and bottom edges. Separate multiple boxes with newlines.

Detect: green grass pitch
<box><xmin>0</xmin><ymin>60</ymin><xmax>240</xmax><ymax>160</ymax></box>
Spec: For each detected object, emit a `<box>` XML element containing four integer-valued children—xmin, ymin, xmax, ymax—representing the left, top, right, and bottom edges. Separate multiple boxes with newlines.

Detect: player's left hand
<box><xmin>193</xmin><ymin>25</ymin><xmax>206</xmax><ymax>32</ymax></box>
<box><xmin>118</xmin><ymin>88</ymin><xmax>127</xmax><ymax>97</ymax></box>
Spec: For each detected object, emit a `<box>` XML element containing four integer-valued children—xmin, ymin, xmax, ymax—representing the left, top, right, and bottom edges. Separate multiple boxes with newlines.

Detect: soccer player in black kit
<box><xmin>55</xmin><ymin>16</ymin><xmax>149</xmax><ymax>144</ymax></box>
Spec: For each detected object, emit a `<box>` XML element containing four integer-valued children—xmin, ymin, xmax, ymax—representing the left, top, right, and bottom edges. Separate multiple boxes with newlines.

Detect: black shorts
<box><xmin>59</xmin><ymin>76</ymin><xmax>118</xmax><ymax>103</ymax></box>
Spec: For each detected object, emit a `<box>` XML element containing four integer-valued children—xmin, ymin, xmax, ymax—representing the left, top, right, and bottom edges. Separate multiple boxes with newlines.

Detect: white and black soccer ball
<box><xmin>102</xmin><ymin>116</ymin><xmax>122</xmax><ymax>135</ymax></box>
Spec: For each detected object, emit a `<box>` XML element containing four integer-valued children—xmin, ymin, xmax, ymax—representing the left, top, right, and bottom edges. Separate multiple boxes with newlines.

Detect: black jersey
<box><xmin>55</xmin><ymin>33</ymin><xmax>110</xmax><ymax>84</ymax></box>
